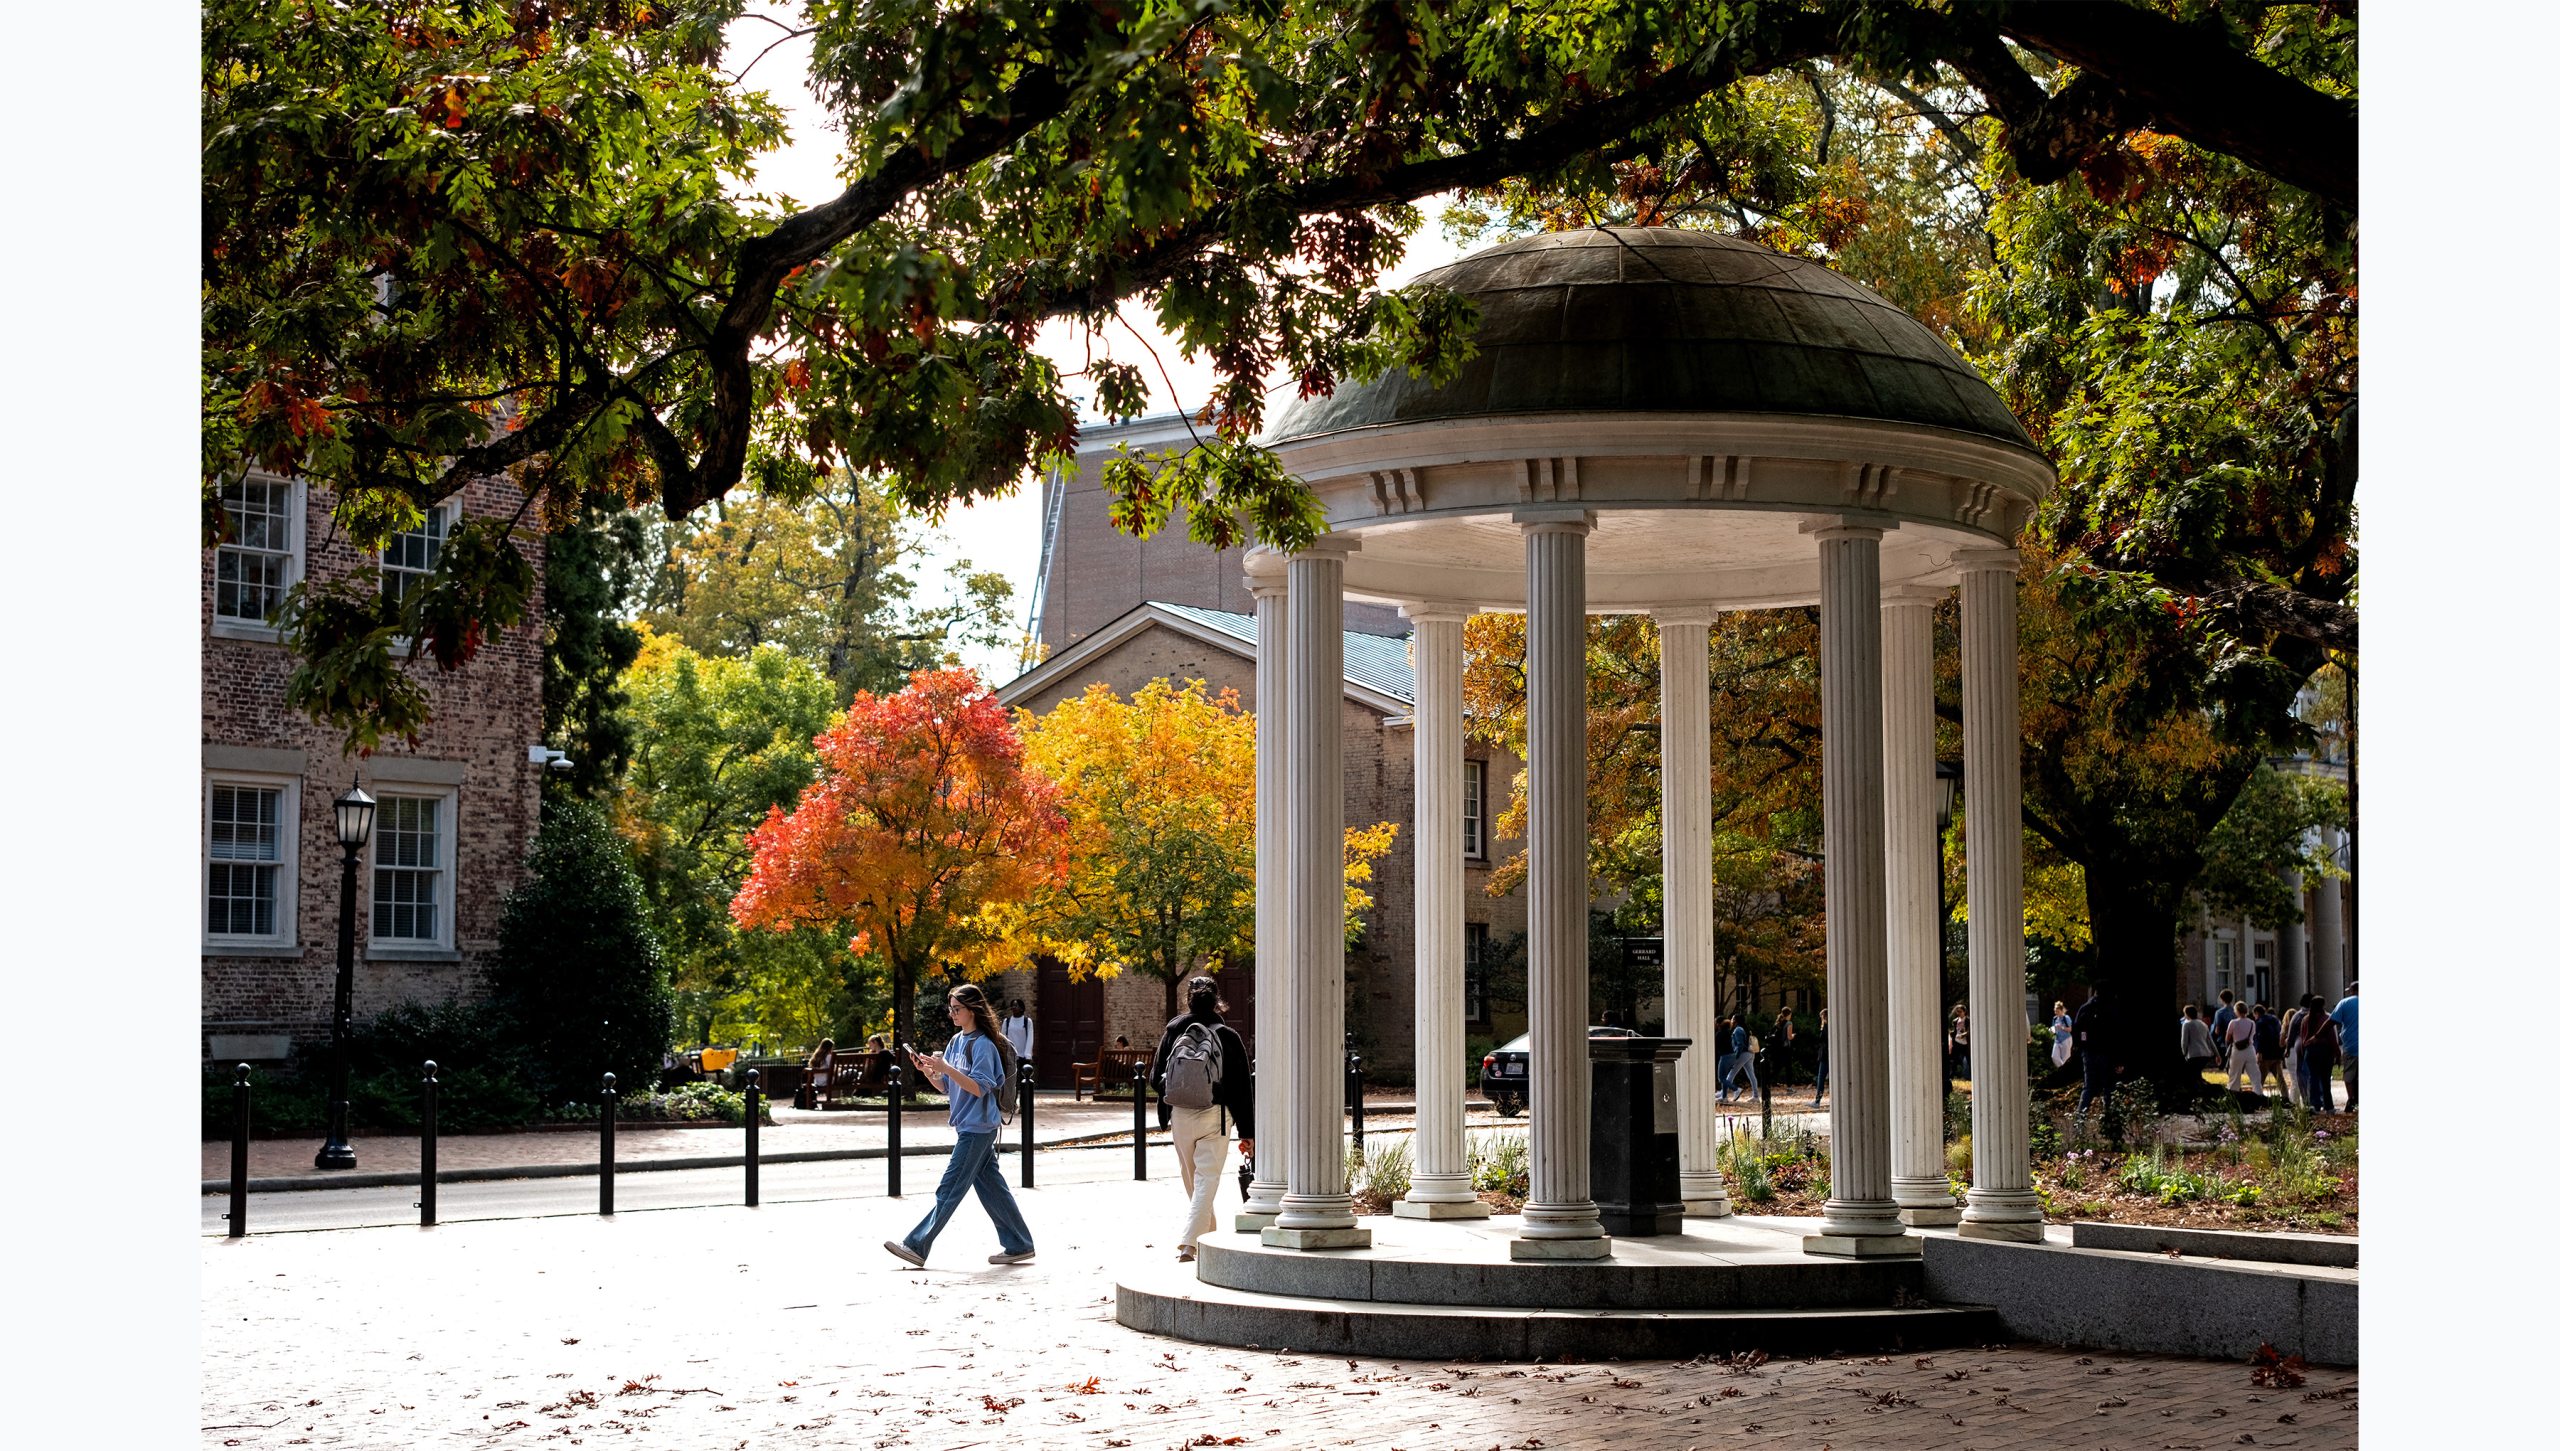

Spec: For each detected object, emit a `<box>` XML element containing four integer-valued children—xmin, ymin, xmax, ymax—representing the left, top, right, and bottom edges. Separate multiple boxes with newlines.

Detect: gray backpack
<box><xmin>1163</xmin><ymin>1022</ymin><xmax>1224</xmax><ymax>1110</ymax></box>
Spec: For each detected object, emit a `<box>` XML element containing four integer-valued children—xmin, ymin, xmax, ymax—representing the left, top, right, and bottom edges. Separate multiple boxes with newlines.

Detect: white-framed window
<box><xmin>381</xmin><ymin>501</ymin><xmax>461</xmax><ymax>611</ymax></box>
<box><xmin>205</xmin><ymin>775</ymin><xmax>298</xmax><ymax>952</ymax></box>
<box><xmin>371</xmin><ymin>788</ymin><xmax>457</xmax><ymax>951</ymax></box>
<box><xmin>1464</xmin><ymin>921</ymin><xmax>1491</xmax><ymax>1026</ymax></box>
<box><xmin>2209</xmin><ymin>937</ymin><xmax>2236</xmax><ymax>1001</ymax></box>
<box><xmin>212</xmin><ymin>473</ymin><xmax>302</xmax><ymax>638</ymax></box>
<box><xmin>1462</xmin><ymin>759</ymin><xmax>1488</xmax><ymax>860</ymax></box>
<box><xmin>2250</xmin><ymin>938</ymin><xmax>2274</xmax><ymax>1003</ymax></box>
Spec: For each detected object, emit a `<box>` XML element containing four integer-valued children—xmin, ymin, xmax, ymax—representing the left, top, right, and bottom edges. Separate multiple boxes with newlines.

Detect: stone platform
<box><xmin>1117</xmin><ymin>1213</ymin><xmax>1997</xmax><ymax>1359</ymax></box>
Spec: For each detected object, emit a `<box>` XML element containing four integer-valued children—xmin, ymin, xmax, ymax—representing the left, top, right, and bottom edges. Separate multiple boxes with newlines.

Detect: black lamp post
<box><xmin>1933</xmin><ymin>761</ymin><xmax>1960</xmax><ymax>1095</ymax></box>
<box><xmin>315</xmin><ymin>781</ymin><xmax>376</xmax><ymax>1170</ymax></box>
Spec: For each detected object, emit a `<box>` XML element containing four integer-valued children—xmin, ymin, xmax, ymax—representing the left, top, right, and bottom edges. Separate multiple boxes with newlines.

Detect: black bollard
<box><xmin>1017</xmin><ymin>1061</ymin><xmax>1035</xmax><ymax>1189</ymax></box>
<box><xmin>1132</xmin><ymin>1060</ymin><xmax>1149</xmax><ymax>1181</ymax></box>
<box><xmin>1759</xmin><ymin>1051</ymin><xmax>1774</xmax><ymax>1141</ymax></box>
<box><xmin>228</xmin><ymin>1064</ymin><xmax>251</xmax><ymax>1239</ymax></box>
<box><xmin>1348</xmin><ymin>1047</ymin><xmax>1366</xmax><ymax>1158</ymax></box>
<box><xmin>885</xmin><ymin>1056</ymin><xmax>904</xmax><ymax>1198</ymax></box>
<box><xmin>744</xmin><ymin>1068</ymin><xmax>762</xmax><ymax>1208</ymax></box>
<box><xmin>600</xmin><ymin>1071</ymin><xmax>618</xmax><ymax>1216</ymax></box>
<box><xmin>419</xmin><ymin>1060</ymin><xmax>439</xmax><ymax>1227</ymax></box>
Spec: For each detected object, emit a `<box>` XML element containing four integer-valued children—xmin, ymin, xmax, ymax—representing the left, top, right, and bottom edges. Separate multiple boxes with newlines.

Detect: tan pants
<box><xmin>1170</xmin><ymin>1104</ymin><xmax>1231</xmax><ymax>1250</ymax></box>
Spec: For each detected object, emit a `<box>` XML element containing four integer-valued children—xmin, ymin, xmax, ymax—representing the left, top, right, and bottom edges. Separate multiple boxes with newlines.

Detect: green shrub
<box><xmin>1470</xmin><ymin>1132</ymin><xmax>1529</xmax><ymax>1196</ymax></box>
<box><xmin>483</xmin><ymin>797</ymin><xmax>675</xmax><ymax>1108</ymax></box>
<box><xmin>560</xmin><ymin>1081</ymin><xmax>772</xmax><ymax>1126</ymax></box>
<box><xmin>1357</xmin><ymin>1138</ymin><xmax>1414</xmax><ymax>1201</ymax></box>
<box><xmin>200</xmin><ymin>998</ymin><xmax>544</xmax><ymax>1137</ymax></box>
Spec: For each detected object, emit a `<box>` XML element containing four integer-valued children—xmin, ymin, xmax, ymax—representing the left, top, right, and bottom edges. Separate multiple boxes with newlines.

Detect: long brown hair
<box><xmin>948</xmin><ymin>981</ymin><xmax>1019</xmax><ymax>1089</ymax></box>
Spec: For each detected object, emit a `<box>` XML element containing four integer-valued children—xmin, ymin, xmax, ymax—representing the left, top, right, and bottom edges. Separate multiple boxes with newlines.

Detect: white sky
<box><xmin>719</xmin><ymin>9</ymin><xmax>1466</xmax><ymax>679</ymax></box>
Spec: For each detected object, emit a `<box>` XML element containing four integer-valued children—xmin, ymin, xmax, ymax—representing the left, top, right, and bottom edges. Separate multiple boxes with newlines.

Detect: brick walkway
<box><xmin>200</xmin><ymin>1178</ymin><xmax>2355</xmax><ymax>1449</ymax></box>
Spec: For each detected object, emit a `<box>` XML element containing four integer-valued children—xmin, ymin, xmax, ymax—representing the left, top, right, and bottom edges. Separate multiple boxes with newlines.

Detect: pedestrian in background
<box><xmin>883</xmin><ymin>982</ymin><xmax>1035</xmax><ymax>1269</ymax></box>
<box><xmin>1723</xmin><ymin>1017</ymin><xmax>1760</xmax><ymax>1102</ymax></box>
<box><xmin>2179</xmin><ymin>1003</ymin><xmax>2217</xmax><ymax>1091</ymax></box>
<box><xmin>1770</xmin><ymin>1009</ymin><xmax>1797</xmax><ymax>1095</ymax></box>
<box><xmin>1807</xmin><ymin>1007</ymin><xmax>1830</xmax><ymax>1108</ymax></box>
<box><xmin>2210</xmin><ymin>990</ymin><xmax>2238</xmax><ymax>1074</ymax></box>
<box><xmin>1000</xmin><ymin>998</ymin><xmax>1036</xmax><ymax>1062</ymax></box>
<box><xmin>2074</xmin><ymin>990</ymin><xmax>2115</xmax><ymax>1119</ymax></box>
<box><xmin>2330</xmin><ymin>981</ymin><xmax>2359</xmax><ymax>1111</ymax></box>
<box><xmin>2253</xmin><ymin>1001</ymin><xmax>2289</xmax><ymax>1103</ymax></box>
<box><xmin>2298</xmin><ymin>994</ymin><xmax>2340</xmax><ymax>1113</ymax></box>
<box><xmin>1148</xmin><ymin>976</ymin><xmax>1254</xmax><ymax>1264</ymax></box>
<box><xmin>1947</xmin><ymin>1004</ymin><xmax>1971</xmax><ymax>1082</ymax></box>
<box><xmin>2048</xmin><ymin>1000</ymin><xmax>2075</xmax><ymax>1069</ymax></box>
<box><xmin>2223</xmin><ymin>1005</ymin><xmax>2261</xmax><ymax>1095</ymax></box>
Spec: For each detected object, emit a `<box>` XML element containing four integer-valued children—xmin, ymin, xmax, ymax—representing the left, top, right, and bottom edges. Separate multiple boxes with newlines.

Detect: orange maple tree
<box><xmin>730</xmin><ymin>667</ymin><xmax>1066</xmax><ymax>1040</ymax></box>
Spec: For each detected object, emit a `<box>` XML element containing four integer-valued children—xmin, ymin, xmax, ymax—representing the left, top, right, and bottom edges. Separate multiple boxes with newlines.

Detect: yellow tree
<box><xmin>1016</xmin><ymin>679</ymin><xmax>1396</xmax><ymax>1018</ymax></box>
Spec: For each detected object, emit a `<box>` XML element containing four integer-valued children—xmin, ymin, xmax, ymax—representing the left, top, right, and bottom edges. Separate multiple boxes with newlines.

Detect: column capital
<box><xmin>1397</xmin><ymin>601</ymin><xmax>1475</xmax><ymax>625</ymax></box>
<box><xmin>1951</xmin><ymin>546</ymin><xmax>2020</xmax><ymax>574</ymax></box>
<box><xmin>1284</xmin><ymin>534</ymin><xmax>1362</xmax><ymax>560</ymax></box>
<box><xmin>1800</xmin><ymin>512</ymin><xmax>1899</xmax><ymax>541</ymax></box>
<box><xmin>1651</xmin><ymin>605</ymin><xmax>1721</xmax><ymax>628</ymax></box>
<box><xmin>1513</xmin><ymin>508</ymin><xmax>1596</xmax><ymax>535</ymax></box>
<box><xmin>1247</xmin><ymin>578</ymin><xmax>1288</xmax><ymax>601</ymax></box>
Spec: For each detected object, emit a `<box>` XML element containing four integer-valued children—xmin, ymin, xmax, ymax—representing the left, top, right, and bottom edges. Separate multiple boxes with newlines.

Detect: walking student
<box><xmin>1721</xmin><ymin>1017</ymin><xmax>1760</xmax><ymax>1102</ymax></box>
<box><xmin>883</xmin><ymin>982</ymin><xmax>1035</xmax><ymax>1269</ymax></box>
<box><xmin>2223</xmin><ymin>1004</ymin><xmax>2261</xmax><ymax>1095</ymax></box>
<box><xmin>2298</xmin><ymin>994</ymin><xmax>2341</xmax><ymax>1113</ymax></box>
<box><xmin>2179</xmin><ymin>1003</ymin><xmax>2217</xmax><ymax>1090</ymax></box>
<box><xmin>2331</xmin><ymin>981</ymin><xmax>2359</xmax><ymax>1111</ymax></box>
<box><xmin>2048</xmin><ymin>1000</ymin><xmax>2075</xmax><ymax>1070</ymax></box>
<box><xmin>1947</xmin><ymin>1003</ymin><xmax>1971</xmax><ymax>1081</ymax></box>
<box><xmin>2210</xmin><ymin>989</ymin><xmax>2239</xmax><ymax>1074</ymax></box>
<box><xmin>1808</xmin><ymin>1007</ymin><xmax>1830</xmax><ymax>1109</ymax></box>
<box><xmin>2253</xmin><ymin>1001</ymin><xmax>2289</xmax><ymax>1103</ymax></box>
<box><xmin>1149</xmin><ymin>976</ymin><xmax>1255</xmax><ymax>1263</ymax></box>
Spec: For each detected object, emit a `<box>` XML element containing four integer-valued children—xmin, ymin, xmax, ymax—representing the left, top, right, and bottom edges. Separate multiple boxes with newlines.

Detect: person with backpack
<box><xmin>2252</xmin><ymin>1001</ymin><xmax>2289</xmax><ymax>1103</ymax></box>
<box><xmin>2297</xmin><ymin>994</ymin><xmax>2341</xmax><ymax>1113</ymax></box>
<box><xmin>1148</xmin><ymin>976</ymin><xmax>1255</xmax><ymax>1263</ymax></box>
<box><xmin>2223</xmin><ymin>1003</ymin><xmax>2261</xmax><ymax>1095</ymax></box>
<box><xmin>882</xmin><ymin>981</ymin><xmax>1035</xmax><ymax>1269</ymax></box>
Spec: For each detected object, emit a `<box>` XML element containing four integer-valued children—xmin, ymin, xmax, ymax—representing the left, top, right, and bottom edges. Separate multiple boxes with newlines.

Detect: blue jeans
<box><xmin>1811</xmin><ymin>1053</ymin><xmax>1828</xmax><ymax>1102</ymax></box>
<box><xmin>901</xmin><ymin>1130</ymin><xmax>1033</xmax><ymax>1261</ymax></box>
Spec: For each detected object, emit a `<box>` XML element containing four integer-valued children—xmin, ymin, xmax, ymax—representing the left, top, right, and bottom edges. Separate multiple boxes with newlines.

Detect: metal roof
<box><xmin>1266</xmin><ymin>226</ymin><xmax>2033</xmax><ymax>452</ymax></box>
<box><xmin>1150</xmin><ymin>602</ymin><xmax>1416</xmax><ymax>706</ymax></box>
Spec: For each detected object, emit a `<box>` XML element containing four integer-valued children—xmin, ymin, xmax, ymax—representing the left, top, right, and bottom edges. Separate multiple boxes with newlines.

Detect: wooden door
<box><xmin>1033</xmin><ymin>957</ymin><xmax>1105</xmax><ymax>1088</ymax></box>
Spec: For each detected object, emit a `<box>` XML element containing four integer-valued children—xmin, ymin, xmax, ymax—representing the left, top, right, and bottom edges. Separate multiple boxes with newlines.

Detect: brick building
<box><xmin>201</xmin><ymin>470</ymin><xmax>547</xmax><ymax>1062</ymax></box>
<box><xmin>993</xmin><ymin>415</ymin><xmax>1531</xmax><ymax>1085</ymax></box>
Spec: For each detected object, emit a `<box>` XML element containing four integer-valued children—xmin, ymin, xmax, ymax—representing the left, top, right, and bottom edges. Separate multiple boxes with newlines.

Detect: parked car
<box><xmin>1479</xmin><ymin>1025</ymin><xmax>1638</xmax><ymax>1116</ymax></box>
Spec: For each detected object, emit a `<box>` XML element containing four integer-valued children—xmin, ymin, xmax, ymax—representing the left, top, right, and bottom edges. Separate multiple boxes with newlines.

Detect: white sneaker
<box><xmin>884</xmin><ymin>1239</ymin><xmax>924</xmax><ymax>1268</ymax></box>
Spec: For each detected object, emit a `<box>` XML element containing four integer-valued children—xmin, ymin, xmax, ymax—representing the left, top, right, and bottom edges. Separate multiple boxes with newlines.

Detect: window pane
<box><xmin>208</xmin><ymin>861</ymin><xmax>277</xmax><ymax>938</ymax></box>
<box><xmin>374</xmin><ymin>795</ymin><xmax>445</xmax><ymax>942</ymax></box>
<box><xmin>215</xmin><ymin>479</ymin><xmax>294</xmax><ymax>622</ymax></box>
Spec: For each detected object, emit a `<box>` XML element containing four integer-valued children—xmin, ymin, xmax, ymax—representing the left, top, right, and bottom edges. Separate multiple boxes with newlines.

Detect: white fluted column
<box><xmin>1655</xmin><ymin>608</ymin><xmax>1729</xmax><ymax>1216</ymax></box>
<box><xmin>2311</xmin><ymin>830</ymin><xmax>2346</xmax><ymax>1004</ymax></box>
<box><xmin>1266</xmin><ymin>543</ymin><xmax>1369</xmax><ymax>1250</ymax></box>
<box><xmin>1515</xmin><ymin>515</ymin><xmax>1609</xmax><ymax>1260</ymax></box>
<box><xmin>1883</xmin><ymin>589</ymin><xmax>1960</xmax><ymax>1225</ymax></box>
<box><xmin>1396</xmin><ymin>606</ymin><xmax>1491</xmax><ymax>1218</ymax></box>
<box><xmin>1806</xmin><ymin>523</ymin><xmax>1913</xmax><ymax>1257</ymax></box>
<box><xmin>1236</xmin><ymin>568</ymin><xmax>1291</xmax><ymax>1232</ymax></box>
<box><xmin>1955</xmin><ymin>549</ymin><xmax>2042</xmax><ymax>1242</ymax></box>
<box><xmin>2275</xmin><ymin>874</ymin><xmax>2306</xmax><ymax>1007</ymax></box>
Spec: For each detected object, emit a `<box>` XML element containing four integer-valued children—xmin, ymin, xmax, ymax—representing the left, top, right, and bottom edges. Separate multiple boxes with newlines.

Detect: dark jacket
<box><xmin>1148</xmin><ymin>1011</ymin><xmax>1255</xmax><ymax>1138</ymax></box>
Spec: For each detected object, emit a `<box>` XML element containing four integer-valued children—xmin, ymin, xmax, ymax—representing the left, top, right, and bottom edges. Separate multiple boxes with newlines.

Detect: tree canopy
<box><xmin>205</xmin><ymin>0</ymin><xmax>2357</xmax><ymax>736</ymax></box>
<box><xmin>729</xmin><ymin>666</ymin><xmax>1065</xmax><ymax>1036</ymax></box>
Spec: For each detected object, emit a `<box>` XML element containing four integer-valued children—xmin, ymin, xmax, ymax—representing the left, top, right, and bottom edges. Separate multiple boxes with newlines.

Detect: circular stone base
<box><xmin>1199</xmin><ymin>1213</ymin><xmax>1924</xmax><ymax>1310</ymax></box>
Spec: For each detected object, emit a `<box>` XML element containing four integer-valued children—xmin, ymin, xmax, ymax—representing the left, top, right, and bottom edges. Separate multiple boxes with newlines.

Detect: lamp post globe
<box><xmin>316</xmin><ymin>783</ymin><xmax>375</xmax><ymax>1171</ymax></box>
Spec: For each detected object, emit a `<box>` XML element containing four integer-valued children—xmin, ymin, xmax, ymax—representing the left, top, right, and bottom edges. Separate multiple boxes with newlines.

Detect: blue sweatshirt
<box><xmin>942</xmin><ymin>1030</ymin><xmax>1005</xmax><ymax>1134</ymax></box>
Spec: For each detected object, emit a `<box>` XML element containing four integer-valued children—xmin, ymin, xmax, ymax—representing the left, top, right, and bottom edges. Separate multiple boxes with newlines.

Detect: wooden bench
<box><xmin>1073</xmin><ymin>1048</ymin><xmax>1151</xmax><ymax>1101</ymax></box>
<box><xmin>825</xmin><ymin>1051</ymin><xmax>893</xmax><ymax>1108</ymax></box>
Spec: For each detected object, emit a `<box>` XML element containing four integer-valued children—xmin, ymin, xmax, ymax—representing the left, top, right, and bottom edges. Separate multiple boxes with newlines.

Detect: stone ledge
<box><xmin>1919</xmin><ymin>1230</ymin><xmax>2357</xmax><ymax>1366</ymax></box>
<box><xmin>2070</xmin><ymin>1222</ymin><xmax>2357</xmax><ymax>1268</ymax></box>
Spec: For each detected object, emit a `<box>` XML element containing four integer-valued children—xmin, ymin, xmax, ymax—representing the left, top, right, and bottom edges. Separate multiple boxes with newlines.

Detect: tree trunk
<box><xmin>2081</xmin><ymin>862</ymin><xmax>2196</xmax><ymax>1109</ymax></box>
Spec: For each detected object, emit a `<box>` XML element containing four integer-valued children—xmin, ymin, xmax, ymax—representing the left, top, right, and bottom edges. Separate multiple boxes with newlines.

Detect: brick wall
<box><xmin>201</xmin><ymin>474</ymin><xmax>546</xmax><ymax>1055</ymax></box>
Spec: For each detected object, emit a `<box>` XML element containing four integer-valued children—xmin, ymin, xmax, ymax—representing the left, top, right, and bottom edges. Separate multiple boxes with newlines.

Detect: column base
<box><xmin>1261</xmin><ymin>1224</ymin><xmax>1373</xmax><ymax>1251</ymax></box>
<box><xmin>1231</xmin><ymin>1211</ymin><xmax>1280</xmax><ymax>1233</ymax></box>
<box><xmin>1802</xmin><ymin>1232</ymin><xmax>1923</xmax><ymax>1259</ymax></box>
<box><xmin>1684</xmin><ymin>1197</ymin><xmax>1733</xmax><ymax>1218</ymax></box>
<box><xmin>1510</xmin><ymin>1234</ymin><xmax>1612</xmax><ymax>1261</ymax></box>
<box><xmin>1897</xmin><ymin>1205</ymin><xmax>1963</xmax><ymax>1227</ymax></box>
<box><xmin>1393</xmin><ymin>1196</ymin><xmax>1492</xmax><ymax>1220</ymax></box>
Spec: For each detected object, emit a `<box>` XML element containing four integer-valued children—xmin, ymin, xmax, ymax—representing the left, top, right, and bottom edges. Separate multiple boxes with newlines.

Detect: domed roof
<box><xmin>1268</xmin><ymin>227</ymin><xmax>2033</xmax><ymax>452</ymax></box>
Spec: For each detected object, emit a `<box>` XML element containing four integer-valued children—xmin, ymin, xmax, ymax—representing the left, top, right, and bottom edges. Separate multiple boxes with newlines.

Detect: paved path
<box><xmin>201</xmin><ymin>1176</ymin><xmax>2356</xmax><ymax>1449</ymax></box>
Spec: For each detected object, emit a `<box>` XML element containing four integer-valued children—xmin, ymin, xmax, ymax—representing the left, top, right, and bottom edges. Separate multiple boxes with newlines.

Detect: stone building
<box><xmin>992</xmin><ymin>416</ymin><xmax>1531</xmax><ymax>1085</ymax></box>
<box><xmin>201</xmin><ymin>470</ymin><xmax>547</xmax><ymax>1062</ymax></box>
